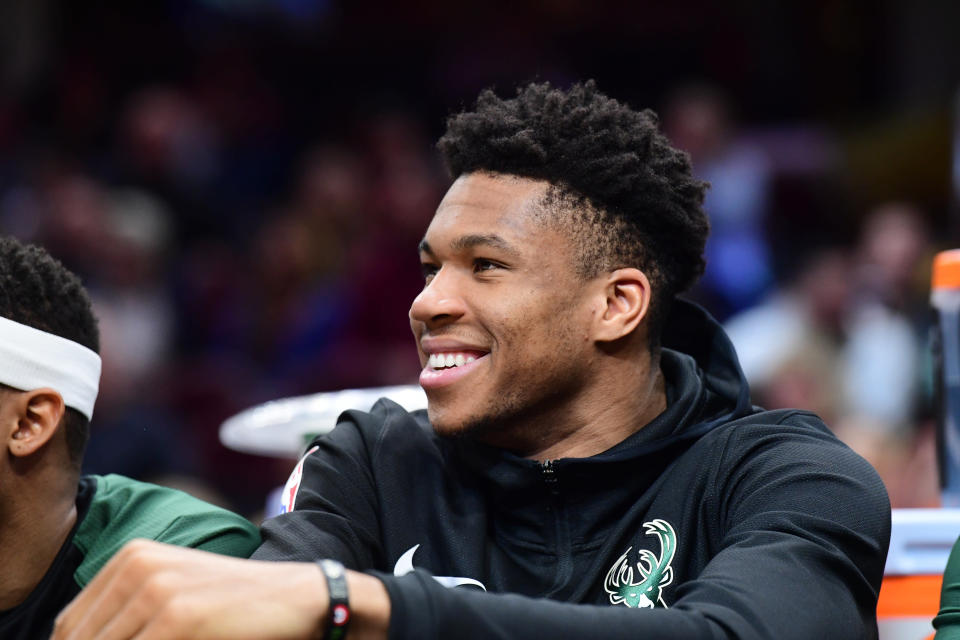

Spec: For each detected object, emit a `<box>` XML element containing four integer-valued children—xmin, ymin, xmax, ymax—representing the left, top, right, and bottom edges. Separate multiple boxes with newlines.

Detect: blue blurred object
<box><xmin>196</xmin><ymin>0</ymin><xmax>331</xmax><ymax>22</ymax></box>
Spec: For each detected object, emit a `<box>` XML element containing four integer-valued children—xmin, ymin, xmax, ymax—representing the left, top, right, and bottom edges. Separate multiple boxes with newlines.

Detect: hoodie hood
<box><xmin>661</xmin><ymin>297</ymin><xmax>752</xmax><ymax>418</ymax></box>
<box><xmin>653</xmin><ymin>297</ymin><xmax>755</xmax><ymax>442</ymax></box>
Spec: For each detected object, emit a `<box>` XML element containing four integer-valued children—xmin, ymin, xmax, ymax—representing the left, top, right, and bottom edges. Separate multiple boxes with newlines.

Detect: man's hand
<box><xmin>52</xmin><ymin>539</ymin><xmax>329</xmax><ymax>640</ymax></box>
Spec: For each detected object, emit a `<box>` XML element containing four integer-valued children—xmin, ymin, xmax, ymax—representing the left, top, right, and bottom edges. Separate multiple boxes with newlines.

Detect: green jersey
<box><xmin>0</xmin><ymin>474</ymin><xmax>261</xmax><ymax>639</ymax></box>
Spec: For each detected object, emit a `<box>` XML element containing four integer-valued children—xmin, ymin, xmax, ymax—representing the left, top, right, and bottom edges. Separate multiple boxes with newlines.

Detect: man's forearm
<box><xmin>51</xmin><ymin>541</ymin><xmax>390</xmax><ymax>640</ymax></box>
<box><xmin>344</xmin><ymin>570</ymin><xmax>391</xmax><ymax>640</ymax></box>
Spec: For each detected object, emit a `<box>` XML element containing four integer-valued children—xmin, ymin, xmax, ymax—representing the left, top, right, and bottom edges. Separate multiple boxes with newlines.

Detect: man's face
<box><xmin>410</xmin><ymin>172</ymin><xmax>600</xmax><ymax>444</ymax></box>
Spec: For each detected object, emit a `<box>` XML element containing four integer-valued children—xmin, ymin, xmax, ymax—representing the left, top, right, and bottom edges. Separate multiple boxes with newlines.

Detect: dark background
<box><xmin>1</xmin><ymin>0</ymin><xmax>957</xmax><ymax>515</ymax></box>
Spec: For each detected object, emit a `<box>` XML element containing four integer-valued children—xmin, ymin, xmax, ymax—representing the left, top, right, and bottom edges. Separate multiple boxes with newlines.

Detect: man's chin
<box><xmin>428</xmin><ymin>410</ymin><xmax>517</xmax><ymax>452</ymax></box>
<box><xmin>427</xmin><ymin>406</ymin><xmax>468</xmax><ymax>437</ymax></box>
<box><xmin>427</xmin><ymin>404</ymin><xmax>487</xmax><ymax>440</ymax></box>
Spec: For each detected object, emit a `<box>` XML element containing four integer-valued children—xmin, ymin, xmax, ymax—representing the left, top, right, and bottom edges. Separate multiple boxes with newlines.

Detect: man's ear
<box><xmin>593</xmin><ymin>268</ymin><xmax>652</xmax><ymax>343</ymax></box>
<box><xmin>6</xmin><ymin>388</ymin><xmax>65</xmax><ymax>458</ymax></box>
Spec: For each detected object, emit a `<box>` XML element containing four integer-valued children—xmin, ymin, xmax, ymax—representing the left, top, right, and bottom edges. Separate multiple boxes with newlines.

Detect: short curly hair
<box><xmin>0</xmin><ymin>235</ymin><xmax>99</xmax><ymax>467</ymax></box>
<box><xmin>438</xmin><ymin>81</ymin><xmax>709</xmax><ymax>350</ymax></box>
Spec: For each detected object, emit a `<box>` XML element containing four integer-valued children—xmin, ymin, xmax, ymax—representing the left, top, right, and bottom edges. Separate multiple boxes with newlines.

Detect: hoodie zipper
<box><xmin>540</xmin><ymin>459</ymin><xmax>573</xmax><ymax>596</ymax></box>
<box><xmin>540</xmin><ymin>459</ymin><xmax>559</xmax><ymax>494</ymax></box>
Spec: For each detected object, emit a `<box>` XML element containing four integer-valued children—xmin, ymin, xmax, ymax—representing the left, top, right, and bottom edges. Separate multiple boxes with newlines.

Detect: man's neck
<box><xmin>528</xmin><ymin>364</ymin><xmax>666</xmax><ymax>461</ymax></box>
<box><xmin>0</xmin><ymin>478</ymin><xmax>78</xmax><ymax>611</ymax></box>
<box><xmin>477</xmin><ymin>351</ymin><xmax>668</xmax><ymax>462</ymax></box>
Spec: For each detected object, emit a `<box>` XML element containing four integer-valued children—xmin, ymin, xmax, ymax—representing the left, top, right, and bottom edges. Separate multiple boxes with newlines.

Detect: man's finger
<box><xmin>54</xmin><ymin>544</ymin><xmax>330</xmax><ymax>640</ymax></box>
<box><xmin>53</xmin><ymin>542</ymin><xmax>140</xmax><ymax>638</ymax></box>
<box><xmin>73</xmin><ymin>568</ymin><xmax>197</xmax><ymax>640</ymax></box>
<box><xmin>54</xmin><ymin>540</ymin><xmax>188</xmax><ymax>639</ymax></box>
<box><xmin>90</xmin><ymin>574</ymin><xmax>198</xmax><ymax>640</ymax></box>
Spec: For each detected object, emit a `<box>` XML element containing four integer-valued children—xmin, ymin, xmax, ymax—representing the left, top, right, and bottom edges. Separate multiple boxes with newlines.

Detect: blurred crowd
<box><xmin>1</xmin><ymin>84</ymin><xmax>448</xmax><ymax>514</ymax></box>
<box><xmin>0</xmin><ymin>2</ymin><xmax>956</xmax><ymax>517</ymax></box>
<box><xmin>668</xmin><ymin>86</ymin><xmax>942</xmax><ymax>508</ymax></box>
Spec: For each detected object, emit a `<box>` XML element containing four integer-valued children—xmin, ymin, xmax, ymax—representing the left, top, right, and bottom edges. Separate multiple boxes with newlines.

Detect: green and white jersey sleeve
<box><xmin>936</xmin><ymin>537</ymin><xmax>960</xmax><ymax>639</ymax></box>
<box><xmin>73</xmin><ymin>474</ymin><xmax>261</xmax><ymax>587</ymax></box>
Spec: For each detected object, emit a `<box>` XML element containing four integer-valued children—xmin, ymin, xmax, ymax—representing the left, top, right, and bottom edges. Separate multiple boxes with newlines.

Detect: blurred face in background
<box><xmin>858</xmin><ymin>203</ymin><xmax>929</xmax><ymax>305</ymax></box>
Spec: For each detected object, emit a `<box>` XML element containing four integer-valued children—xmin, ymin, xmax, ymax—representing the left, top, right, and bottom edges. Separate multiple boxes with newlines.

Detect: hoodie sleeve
<box><xmin>252</xmin><ymin>415</ymin><xmax>384</xmax><ymax>569</ymax></box>
<box><xmin>377</xmin><ymin>570</ymin><xmax>719</xmax><ymax>639</ymax></box>
<box><xmin>371</xmin><ymin>413</ymin><xmax>890</xmax><ymax>640</ymax></box>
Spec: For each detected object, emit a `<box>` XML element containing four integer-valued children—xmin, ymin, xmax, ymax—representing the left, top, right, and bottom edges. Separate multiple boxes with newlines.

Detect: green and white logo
<box><xmin>604</xmin><ymin>519</ymin><xmax>676</xmax><ymax>608</ymax></box>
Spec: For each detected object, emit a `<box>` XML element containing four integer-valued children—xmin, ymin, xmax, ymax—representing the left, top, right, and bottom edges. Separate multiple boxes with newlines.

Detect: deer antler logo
<box><xmin>604</xmin><ymin>519</ymin><xmax>676</xmax><ymax>608</ymax></box>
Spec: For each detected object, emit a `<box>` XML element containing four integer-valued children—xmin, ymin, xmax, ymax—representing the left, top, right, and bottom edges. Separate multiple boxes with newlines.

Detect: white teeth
<box><xmin>427</xmin><ymin>352</ymin><xmax>480</xmax><ymax>370</ymax></box>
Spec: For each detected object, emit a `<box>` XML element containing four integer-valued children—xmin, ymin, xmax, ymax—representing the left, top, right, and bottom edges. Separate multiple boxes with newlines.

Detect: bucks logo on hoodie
<box><xmin>604</xmin><ymin>519</ymin><xmax>676</xmax><ymax>608</ymax></box>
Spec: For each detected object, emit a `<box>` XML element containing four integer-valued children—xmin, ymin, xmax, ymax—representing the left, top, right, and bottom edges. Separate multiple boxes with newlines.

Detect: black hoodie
<box><xmin>255</xmin><ymin>300</ymin><xmax>891</xmax><ymax>639</ymax></box>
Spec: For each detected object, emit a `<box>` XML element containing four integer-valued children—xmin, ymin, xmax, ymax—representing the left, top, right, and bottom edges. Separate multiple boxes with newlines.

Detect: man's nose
<box><xmin>409</xmin><ymin>269</ymin><xmax>466</xmax><ymax>327</ymax></box>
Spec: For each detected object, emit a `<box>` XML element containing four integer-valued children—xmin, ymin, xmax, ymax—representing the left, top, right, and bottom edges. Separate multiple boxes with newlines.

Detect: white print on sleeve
<box><xmin>280</xmin><ymin>445</ymin><xmax>320</xmax><ymax>514</ymax></box>
<box><xmin>393</xmin><ymin>544</ymin><xmax>487</xmax><ymax>591</ymax></box>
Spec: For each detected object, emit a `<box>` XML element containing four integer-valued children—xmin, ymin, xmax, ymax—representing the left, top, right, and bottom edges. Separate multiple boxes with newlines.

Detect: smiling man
<box><xmin>411</xmin><ymin>173</ymin><xmax>670</xmax><ymax>459</ymax></box>
<box><xmin>54</xmin><ymin>82</ymin><xmax>890</xmax><ymax>640</ymax></box>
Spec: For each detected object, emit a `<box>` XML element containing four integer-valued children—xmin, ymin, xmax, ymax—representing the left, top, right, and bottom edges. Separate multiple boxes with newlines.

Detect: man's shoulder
<box><xmin>82</xmin><ymin>474</ymin><xmax>255</xmax><ymax>522</ymax></box>
<box><xmin>329</xmin><ymin>398</ymin><xmax>436</xmax><ymax>454</ymax></box>
<box><xmin>349</xmin><ymin>397</ymin><xmax>431</xmax><ymax>431</ymax></box>
<box><xmin>691</xmin><ymin>408</ymin><xmax>888</xmax><ymax>500</ymax></box>
<box><xmin>72</xmin><ymin>475</ymin><xmax>260</xmax><ymax>586</ymax></box>
<box><xmin>686</xmin><ymin>408</ymin><xmax>883</xmax><ymax>481</ymax></box>
<box><xmin>700</xmin><ymin>406</ymin><xmax>838</xmax><ymax>447</ymax></box>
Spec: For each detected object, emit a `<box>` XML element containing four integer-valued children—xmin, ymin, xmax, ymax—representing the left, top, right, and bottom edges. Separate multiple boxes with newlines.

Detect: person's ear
<box><xmin>592</xmin><ymin>268</ymin><xmax>652</xmax><ymax>343</ymax></box>
<box><xmin>6</xmin><ymin>388</ymin><xmax>65</xmax><ymax>458</ymax></box>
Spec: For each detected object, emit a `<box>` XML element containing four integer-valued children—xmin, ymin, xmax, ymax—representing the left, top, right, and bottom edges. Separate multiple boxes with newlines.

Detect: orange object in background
<box><xmin>878</xmin><ymin>574</ymin><xmax>941</xmax><ymax>640</ymax></box>
<box><xmin>933</xmin><ymin>250</ymin><xmax>960</xmax><ymax>290</ymax></box>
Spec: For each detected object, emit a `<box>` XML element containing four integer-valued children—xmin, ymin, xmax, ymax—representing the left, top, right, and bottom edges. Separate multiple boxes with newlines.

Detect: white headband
<box><xmin>0</xmin><ymin>315</ymin><xmax>101</xmax><ymax>420</ymax></box>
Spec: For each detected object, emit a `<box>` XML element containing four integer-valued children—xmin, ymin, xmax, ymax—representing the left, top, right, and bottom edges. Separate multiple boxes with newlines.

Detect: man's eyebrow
<box><xmin>418</xmin><ymin>234</ymin><xmax>519</xmax><ymax>257</ymax></box>
<box><xmin>452</xmin><ymin>234</ymin><xmax>516</xmax><ymax>254</ymax></box>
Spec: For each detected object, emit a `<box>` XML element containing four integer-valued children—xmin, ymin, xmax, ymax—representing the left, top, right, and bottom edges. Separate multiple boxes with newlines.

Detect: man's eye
<box><xmin>473</xmin><ymin>259</ymin><xmax>502</xmax><ymax>273</ymax></box>
<box><xmin>420</xmin><ymin>263</ymin><xmax>439</xmax><ymax>280</ymax></box>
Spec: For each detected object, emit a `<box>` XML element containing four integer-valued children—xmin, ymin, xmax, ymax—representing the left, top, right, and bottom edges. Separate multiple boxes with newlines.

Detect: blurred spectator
<box><xmin>248</xmin><ymin>209</ymin><xmax>347</xmax><ymax>391</ymax></box>
<box><xmin>841</xmin><ymin>202</ymin><xmax>931</xmax><ymax>432</ymax></box>
<box><xmin>831</xmin><ymin>202</ymin><xmax>936</xmax><ymax>507</ymax></box>
<box><xmin>851</xmin><ymin>201</ymin><xmax>932</xmax><ymax>315</ymax></box>
<box><xmin>81</xmin><ymin>188</ymin><xmax>187</xmax><ymax>483</ymax></box>
<box><xmin>36</xmin><ymin>170</ymin><xmax>113</xmax><ymax>279</ymax></box>
<box><xmin>91</xmin><ymin>188</ymin><xmax>175</xmax><ymax>393</ymax></box>
<box><xmin>664</xmin><ymin>84</ymin><xmax>774</xmax><ymax>319</ymax></box>
<box><xmin>326</xmin><ymin>111</ymin><xmax>444</xmax><ymax>388</ymax></box>
<box><xmin>727</xmin><ymin>201</ymin><xmax>938</xmax><ymax>507</ymax></box>
<box><xmin>725</xmin><ymin>245</ymin><xmax>852</xmax><ymax>424</ymax></box>
<box><xmin>120</xmin><ymin>87</ymin><xmax>219</xmax><ymax>193</ymax></box>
